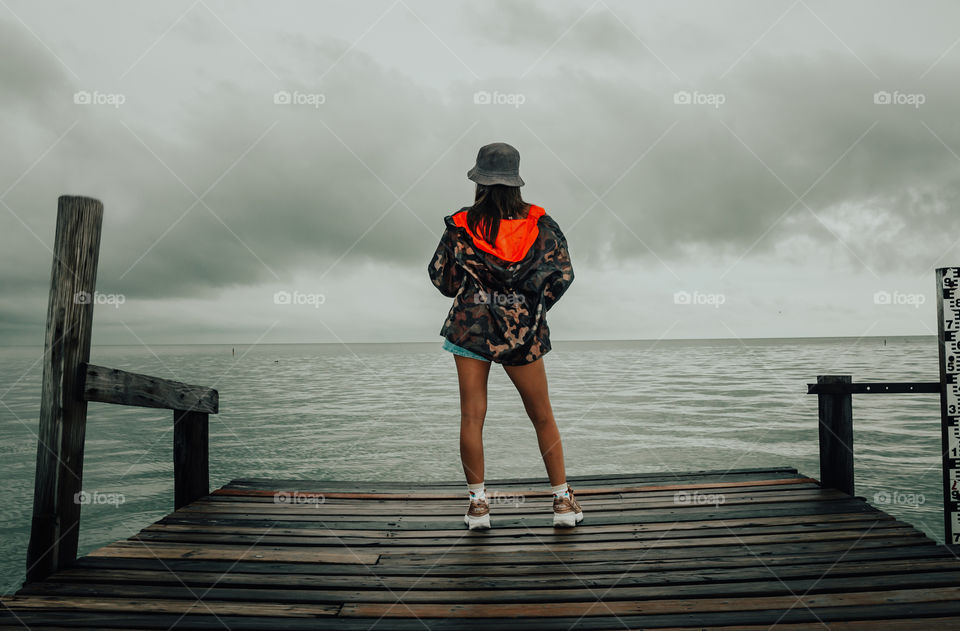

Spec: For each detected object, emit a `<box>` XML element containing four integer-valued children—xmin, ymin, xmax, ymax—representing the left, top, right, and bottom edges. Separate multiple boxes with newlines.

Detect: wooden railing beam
<box><xmin>81</xmin><ymin>363</ymin><xmax>218</xmax><ymax>414</ymax></box>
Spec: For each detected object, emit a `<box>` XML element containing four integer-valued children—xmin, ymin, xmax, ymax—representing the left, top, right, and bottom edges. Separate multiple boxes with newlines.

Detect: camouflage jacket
<box><xmin>428</xmin><ymin>204</ymin><xmax>574</xmax><ymax>365</ymax></box>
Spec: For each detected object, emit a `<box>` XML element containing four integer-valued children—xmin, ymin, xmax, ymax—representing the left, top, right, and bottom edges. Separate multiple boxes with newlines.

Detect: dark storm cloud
<box><xmin>463</xmin><ymin>0</ymin><xmax>651</xmax><ymax>63</ymax></box>
<box><xmin>3</xmin><ymin>20</ymin><xmax>471</xmax><ymax>302</ymax></box>
<box><xmin>590</xmin><ymin>53</ymin><xmax>960</xmax><ymax>273</ymax></box>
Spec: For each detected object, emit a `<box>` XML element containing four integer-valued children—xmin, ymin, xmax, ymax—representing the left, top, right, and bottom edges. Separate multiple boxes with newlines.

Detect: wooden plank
<box><xmin>4</xmin><ymin>606</ymin><xmax>960</xmax><ymax>630</ymax></box>
<box><xmin>372</xmin><ymin>536</ymin><xmax>933</xmax><ymax>566</ymax></box>
<box><xmin>0</xmin><ymin>595</ymin><xmax>338</xmax><ymax>617</ymax></box>
<box><xmin>157</xmin><ymin>499</ymin><xmax>885</xmax><ymax>529</ymax></box>
<box><xmin>82</xmin><ymin>364</ymin><xmax>218</xmax><ymax>414</ymax></box>
<box><xmin>224</xmin><ymin>467</ymin><xmax>802</xmax><ymax>490</ymax></box>
<box><xmin>26</xmin><ymin>195</ymin><xmax>104</xmax><ymax>583</ymax></box>
<box><xmin>339</xmin><ymin>585</ymin><xmax>960</xmax><ymax>617</ymax></box>
<box><xmin>67</xmin><ymin>543</ymin><xmax>957</xmax><ymax>577</ymax></box>
<box><xmin>48</xmin><ymin>557</ymin><xmax>960</xmax><ymax>591</ymax></box>
<box><xmin>0</xmin><ymin>628</ymin><xmax>153</xmax><ymax>631</ymax></box>
<box><xmin>5</xmin><ymin>622</ymin><xmax>958</xmax><ymax>631</ymax></box>
<box><xmin>211</xmin><ymin>476</ymin><xmax>820</xmax><ymax>500</ymax></box>
<box><xmin>85</xmin><ymin>542</ymin><xmax>378</xmax><ymax>565</ymax></box>
<box><xmin>21</xmin><ymin>570</ymin><xmax>960</xmax><ymax>604</ymax></box>
<box><xmin>201</xmin><ymin>484</ymin><xmax>827</xmax><ymax>510</ymax></box>
<box><xmin>208</xmin><ymin>480</ymin><xmax>824</xmax><ymax>502</ymax></box>
<box><xmin>128</xmin><ymin>526</ymin><xmax>922</xmax><ymax>553</ymax></box>
<box><xmin>136</xmin><ymin>519</ymin><xmax>907</xmax><ymax>548</ymax></box>
<box><xmin>90</xmin><ymin>534</ymin><xmax>930</xmax><ymax>568</ymax></box>
<box><xmin>143</xmin><ymin>511</ymin><xmax>897</xmax><ymax>538</ymax></box>
<box><xmin>186</xmin><ymin>488</ymin><xmax>848</xmax><ymax>514</ymax></box>
<box><xmin>188</xmin><ymin>488</ymin><xmax>847</xmax><ymax>517</ymax></box>
<box><xmin>166</xmin><ymin>500</ymin><xmax>864</xmax><ymax>528</ymax></box>
<box><xmin>655</xmin><ymin>619</ymin><xmax>960</xmax><ymax>631</ymax></box>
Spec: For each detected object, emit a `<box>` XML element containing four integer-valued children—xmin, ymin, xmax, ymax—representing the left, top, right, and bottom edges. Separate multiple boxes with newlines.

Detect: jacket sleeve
<box><xmin>428</xmin><ymin>225</ymin><xmax>464</xmax><ymax>298</ymax></box>
<box><xmin>542</xmin><ymin>220</ymin><xmax>574</xmax><ymax>312</ymax></box>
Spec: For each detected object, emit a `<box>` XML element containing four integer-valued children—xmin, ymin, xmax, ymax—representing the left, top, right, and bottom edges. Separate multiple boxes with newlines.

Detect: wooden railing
<box><xmin>80</xmin><ymin>363</ymin><xmax>218</xmax><ymax>510</ymax></box>
<box><xmin>25</xmin><ymin>196</ymin><xmax>219</xmax><ymax>583</ymax></box>
<box><xmin>808</xmin><ymin>376</ymin><xmax>939</xmax><ymax>496</ymax></box>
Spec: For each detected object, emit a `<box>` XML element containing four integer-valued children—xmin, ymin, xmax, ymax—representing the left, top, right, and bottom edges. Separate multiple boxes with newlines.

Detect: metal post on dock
<box><xmin>173</xmin><ymin>409</ymin><xmax>210</xmax><ymax>510</ymax></box>
<box><xmin>815</xmin><ymin>375</ymin><xmax>855</xmax><ymax>497</ymax></box>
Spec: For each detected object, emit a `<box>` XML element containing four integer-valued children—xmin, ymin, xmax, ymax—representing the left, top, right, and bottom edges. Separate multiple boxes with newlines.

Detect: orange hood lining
<box><xmin>452</xmin><ymin>205</ymin><xmax>545</xmax><ymax>263</ymax></box>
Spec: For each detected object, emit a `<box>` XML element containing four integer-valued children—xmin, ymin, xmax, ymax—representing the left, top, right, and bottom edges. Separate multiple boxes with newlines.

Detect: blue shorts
<box><xmin>442</xmin><ymin>338</ymin><xmax>490</xmax><ymax>361</ymax></box>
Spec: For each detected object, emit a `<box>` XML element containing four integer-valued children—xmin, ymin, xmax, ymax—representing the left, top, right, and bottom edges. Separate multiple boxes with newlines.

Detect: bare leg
<box><xmin>454</xmin><ymin>355</ymin><xmax>491</xmax><ymax>485</ymax></box>
<box><xmin>502</xmin><ymin>358</ymin><xmax>566</xmax><ymax>486</ymax></box>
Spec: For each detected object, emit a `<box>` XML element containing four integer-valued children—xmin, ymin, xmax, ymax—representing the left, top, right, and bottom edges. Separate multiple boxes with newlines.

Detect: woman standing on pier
<box><xmin>428</xmin><ymin>142</ymin><xmax>579</xmax><ymax>530</ymax></box>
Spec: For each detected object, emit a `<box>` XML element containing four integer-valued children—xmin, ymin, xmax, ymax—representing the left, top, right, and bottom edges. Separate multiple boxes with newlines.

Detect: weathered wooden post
<box><xmin>816</xmin><ymin>374</ymin><xmax>855</xmax><ymax>496</ymax></box>
<box><xmin>26</xmin><ymin>195</ymin><xmax>103</xmax><ymax>582</ymax></box>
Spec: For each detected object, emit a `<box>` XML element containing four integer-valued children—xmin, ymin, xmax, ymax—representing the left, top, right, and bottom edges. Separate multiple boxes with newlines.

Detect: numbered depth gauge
<box><xmin>937</xmin><ymin>267</ymin><xmax>960</xmax><ymax>544</ymax></box>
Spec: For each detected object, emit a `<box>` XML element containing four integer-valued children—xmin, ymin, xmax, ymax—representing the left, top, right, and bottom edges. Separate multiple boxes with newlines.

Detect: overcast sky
<box><xmin>1</xmin><ymin>1</ymin><xmax>959</xmax><ymax>346</ymax></box>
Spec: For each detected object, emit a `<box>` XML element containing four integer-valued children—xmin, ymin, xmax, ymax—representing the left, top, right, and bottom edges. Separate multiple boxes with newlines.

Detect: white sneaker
<box><xmin>552</xmin><ymin>485</ymin><xmax>583</xmax><ymax>527</ymax></box>
<box><xmin>464</xmin><ymin>496</ymin><xmax>491</xmax><ymax>530</ymax></box>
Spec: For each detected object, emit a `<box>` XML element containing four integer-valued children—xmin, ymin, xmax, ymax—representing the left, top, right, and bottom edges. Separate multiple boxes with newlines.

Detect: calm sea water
<box><xmin>0</xmin><ymin>336</ymin><xmax>947</xmax><ymax>593</ymax></box>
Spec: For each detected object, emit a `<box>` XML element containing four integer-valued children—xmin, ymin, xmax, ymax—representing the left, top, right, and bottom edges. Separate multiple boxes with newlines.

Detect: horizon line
<box><xmin>0</xmin><ymin>333</ymin><xmax>935</xmax><ymax>348</ymax></box>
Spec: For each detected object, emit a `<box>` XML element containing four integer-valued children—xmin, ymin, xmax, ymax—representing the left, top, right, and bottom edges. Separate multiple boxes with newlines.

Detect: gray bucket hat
<box><xmin>467</xmin><ymin>142</ymin><xmax>524</xmax><ymax>187</ymax></box>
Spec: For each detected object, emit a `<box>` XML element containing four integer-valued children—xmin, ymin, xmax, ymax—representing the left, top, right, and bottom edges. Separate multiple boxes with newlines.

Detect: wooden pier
<box><xmin>8</xmin><ymin>196</ymin><xmax>960</xmax><ymax>629</ymax></box>
<box><xmin>5</xmin><ymin>467</ymin><xmax>960</xmax><ymax>629</ymax></box>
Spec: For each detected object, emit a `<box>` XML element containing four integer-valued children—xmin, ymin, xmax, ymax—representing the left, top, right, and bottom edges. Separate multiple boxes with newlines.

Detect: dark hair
<box><xmin>466</xmin><ymin>184</ymin><xmax>529</xmax><ymax>246</ymax></box>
